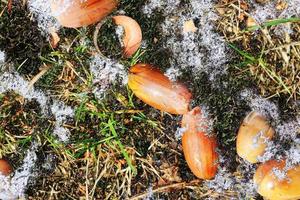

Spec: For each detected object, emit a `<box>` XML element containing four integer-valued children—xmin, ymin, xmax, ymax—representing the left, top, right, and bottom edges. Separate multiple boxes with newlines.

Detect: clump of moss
<box><xmin>0</xmin><ymin>1</ymin><xmax>46</xmax><ymax>75</ymax></box>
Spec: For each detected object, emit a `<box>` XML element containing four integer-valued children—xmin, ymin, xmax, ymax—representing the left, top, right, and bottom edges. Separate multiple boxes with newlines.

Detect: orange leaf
<box><xmin>128</xmin><ymin>63</ymin><xmax>192</xmax><ymax>114</ymax></box>
<box><xmin>51</xmin><ymin>0</ymin><xmax>118</xmax><ymax>28</ymax></box>
<box><xmin>113</xmin><ymin>15</ymin><xmax>142</xmax><ymax>58</ymax></box>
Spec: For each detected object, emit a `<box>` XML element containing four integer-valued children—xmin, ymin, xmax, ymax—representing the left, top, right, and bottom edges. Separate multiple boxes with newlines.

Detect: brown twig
<box><xmin>128</xmin><ymin>179</ymin><xmax>201</xmax><ymax>200</ymax></box>
<box><xmin>28</xmin><ymin>64</ymin><xmax>52</xmax><ymax>89</ymax></box>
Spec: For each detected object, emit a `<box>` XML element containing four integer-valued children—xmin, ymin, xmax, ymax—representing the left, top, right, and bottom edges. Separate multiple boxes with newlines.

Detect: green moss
<box><xmin>0</xmin><ymin>1</ymin><xmax>47</xmax><ymax>75</ymax></box>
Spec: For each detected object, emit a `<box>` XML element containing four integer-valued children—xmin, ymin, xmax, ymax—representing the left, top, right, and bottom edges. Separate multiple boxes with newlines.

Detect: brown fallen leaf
<box><xmin>246</xmin><ymin>17</ymin><xmax>258</xmax><ymax>28</ymax></box>
<box><xmin>276</xmin><ymin>0</ymin><xmax>288</xmax><ymax>10</ymax></box>
<box><xmin>183</xmin><ymin>20</ymin><xmax>198</xmax><ymax>33</ymax></box>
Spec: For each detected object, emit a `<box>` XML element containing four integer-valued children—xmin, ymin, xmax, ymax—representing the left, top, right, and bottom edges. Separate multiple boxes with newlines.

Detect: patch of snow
<box><xmin>275</xmin><ymin>116</ymin><xmax>300</xmax><ymax>141</ymax></box>
<box><xmin>240</xmin><ymin>89</ymin><xmax>279</xmax><ymax>120</ymax></box>
<box><xmin>90</xmin><ymin>55</ymin><xmax>128</xmax><ymax>99</ymax></box>
<box><xmin>142</xmin><ymin>0</ymin><xmax>180</xmax><ymax>16</ymax></box>
<box><xmin>143</xmin><ymin>186</ymin><xmax>154</xmax><ymax>200</ymax></box>
<box><xmin>143</xmin><ymin>0</ymin><xmax>228</xmax><ymax>81</ymax></box>
<box><xmin>199</xmin><ymin>105</ymin><xmax>214</xmax><ymax>135</ymax></box>
<box><xmin>205</xmin><ymin>167</ymin><xmax>235</xmax><ymax>193</ymax></box>
<box><xmin>205</xmin><ymin>157</ymin><xmax>257</xmax><ymax>199</ymax></box>
<box><xmin>272</xmin><ymin>167</ymin><xmax>287</xmax><ymax>181</ymax></box>
<box><xmin>174</xmin><ymin>127</ymin><xmax>186</xmax><ymax>140</ymax></box>
<box><xmin>164</xmin><ymin>67</ymin><xmax>180</xmax><ymax>81</ymax></box>
<box><xmin>0</xmin><ymin>51</ymin><xmax>5</xmax><ymax>63</ymax></box>
<box><xmin>0</xmin><ymin>144</ymin><xmax>38</xmax><ymax>199</ymax></box>
<box><xmin>250</xmin><ymin>0</ymin><xmax>300</xmax><ymax>23</ymax></box>
<box><xmin>285</xmin><ymin>144</ymin><xmax>300</xmax><ymax>169</ymax></box>
<box><xmin>115</xmin><ymin>25</ymin><xmax>125</xmax><ymax>47</ymax></box>
<box><xmin>51</xmin><ymin>101</ymin><xmax>74</xmax><ymax>142</ymax></box>
<box><xmin>28</xmin><ymin>0</ymin><xmax>60</xmax><ymax>35</ymax></box>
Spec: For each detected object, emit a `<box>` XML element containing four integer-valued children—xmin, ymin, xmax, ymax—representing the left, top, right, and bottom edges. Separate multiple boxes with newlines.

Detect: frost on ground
<box><xmin>90</xmin><ymin>55</ymin><xmax>128</xmax><ymax>99</ymax></box>
<box><xmin>240</xmin><ymin>89</ymin><xmax>279</xmax><ymax>120</ymax></box>
<box><xmin>143</xmin><ymin>0</ymin><xmax>180</xmax><ymax>17</ymax></box>
<box><xmin>204</xmin><ymin>156</ymin><xmax>257</xmax><ymax>199</ymax></box>
<box><xmin>28</xmin><ymin>0</ymin><xmax>60</xmax><ymax>35</ymax></box>
<box><xmin>0</xmin><ymin>144</ymin><xmax>37</xmax><ymax>200</ymax></box>
<box><xmin>0</xmin><ymin>68</ymin><xmax>74</xmax><ymax>142</ymax></box>
<box><xmin>0</xmin><ymin>51</ymin><xmax>5</xmax><ymax>63</ymax></box>
<box><xmin>51</xmin><ymin>101</ymin><xmax>74</xmax><ymax>142</ymax></box>
<box><xmin>143</xmin><ymin>0</ymin><xmax>228</xmax><ymax>81</ymax></box>
<box><xmin>250</xmin><ymin>0</ymin><xmax>300</xmax><ymax>23</ymax></box>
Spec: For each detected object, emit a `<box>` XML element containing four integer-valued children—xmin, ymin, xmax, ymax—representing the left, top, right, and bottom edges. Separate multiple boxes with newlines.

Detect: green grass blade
<box><xmin>246</xmin><ymin>17</ymin><xmax>300</xmax><ymax>31</ymax></box>
<box><xmin>228</xmin><ymin>43</ymin><xmax>256</xmax><ymax>62</ymax></box>
<box><xmin>108</xmin><ymin>118</ymin><xmax>137</xmax><ymax>175</ymax></box>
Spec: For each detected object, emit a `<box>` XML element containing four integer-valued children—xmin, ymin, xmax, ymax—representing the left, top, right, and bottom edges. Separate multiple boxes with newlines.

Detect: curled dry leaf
<box><xmin>128</xmin><ymin>63</ymin><xmax>192</xmax><ymax>114</ymax></box>
<box><xmin>0</xmin><ymin>159</ymin><xmax>12</xmax><ymax>176</ymax></box>
<box><xmin>51</xmin><ymin>0</ymin><xmax>118</xmax><ymax>28</ymax></box>
<box><xmin>112</xmin><ymin>15</ymin><xmax>142</xmax><ymax>58</ymax></box>
<box><xmin>246</xmin><ymin>17</ymin><xmax>257</xmax><ymax>28</ymax></box>
<box><xmin>50</xmin><ymin>31</ymin><xmax>60</xmax><ymax>48</ymax></box>
<box><xmin>236</xmin><ymin>111</ymin><xmax>274</xmax><ymax>163</ymax></box>
<box><xmin>254</xmin><ymin>160</ymin><xmax>300</xmax><ymax>200</ymax></box>
<box><xmin>181</xmin><ymin>107</ymin><xmax>218</xmax><ymax>179</ymax></box>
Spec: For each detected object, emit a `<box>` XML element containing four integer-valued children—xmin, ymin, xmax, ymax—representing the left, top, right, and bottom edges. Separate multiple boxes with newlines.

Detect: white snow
<box><xmin>143</xmin><ymin>0</ymin><xmax>228</xmax><ymax>81</ymax></box>
<box><xmin>143</xmin><ymin>0</ymin><xmax>180</xmax><ymax>17</ymax></box>
<box><xmin>115</xmin><ymin>25</ymin><xmax>125</xmax><ymax>47</ymax></box>
<box><xmin>0</xmin><ymin>66</ymin><xmax>75</xmax><ymax>197</ymax></box>
<box><xmin>28</xmin><ymin>0</ymin><xmax>61</xmax><ymax>35</ymax></box>
<box><xmin>250</xmin><ymin>0</ymin><xmax>300</xmax><ymax>23</ymax></box>
<box><xmin>249</xmin><ymin>0</ymin><xmax>300</xmax><ymax>35</ymax></box>
<box><xmin>51</xmin><ymin>101</ymin><xmax>74</xmax><ymax>142</ymax></box>
<box><xmin>90</xmin><ymin>55</ymin><xmax>128</xmax><ymax>99</ymax></box>
<box><xmin>174</xmin><ymin>127</ymin><xmax>186</xmax><ymax>140</ymax></box>
<box><xmin>0</xmin><ymin>71</ymin><xmax>49</xmax><ymax>113</ymax></box>
<box><xmin>0</xmin><ymin>51</ymin><xmax>5</xmax><ymax>63</ymax></box>
<box><xmin>240</xmin><ymin>89</ymin><xmax>279</xmax><ymax>120</ymax></box>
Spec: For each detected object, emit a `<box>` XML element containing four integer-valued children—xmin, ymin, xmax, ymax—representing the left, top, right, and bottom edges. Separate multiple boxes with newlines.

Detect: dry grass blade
<box><xmin>28</xmin><ymin>64</ymin><xmax>52</xmax><ymax>89</ymax></box>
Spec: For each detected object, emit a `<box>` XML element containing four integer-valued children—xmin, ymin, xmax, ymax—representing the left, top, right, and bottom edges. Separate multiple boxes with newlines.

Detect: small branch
<box><xmin>28</xmin><ymin>64</ymin><xmax>52</xmax><ymax>89</ymax></box>
<box><xmin>128</xmin><ymin>179</ymin><xmax>201</xmax><ymax>200</ymax></box>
